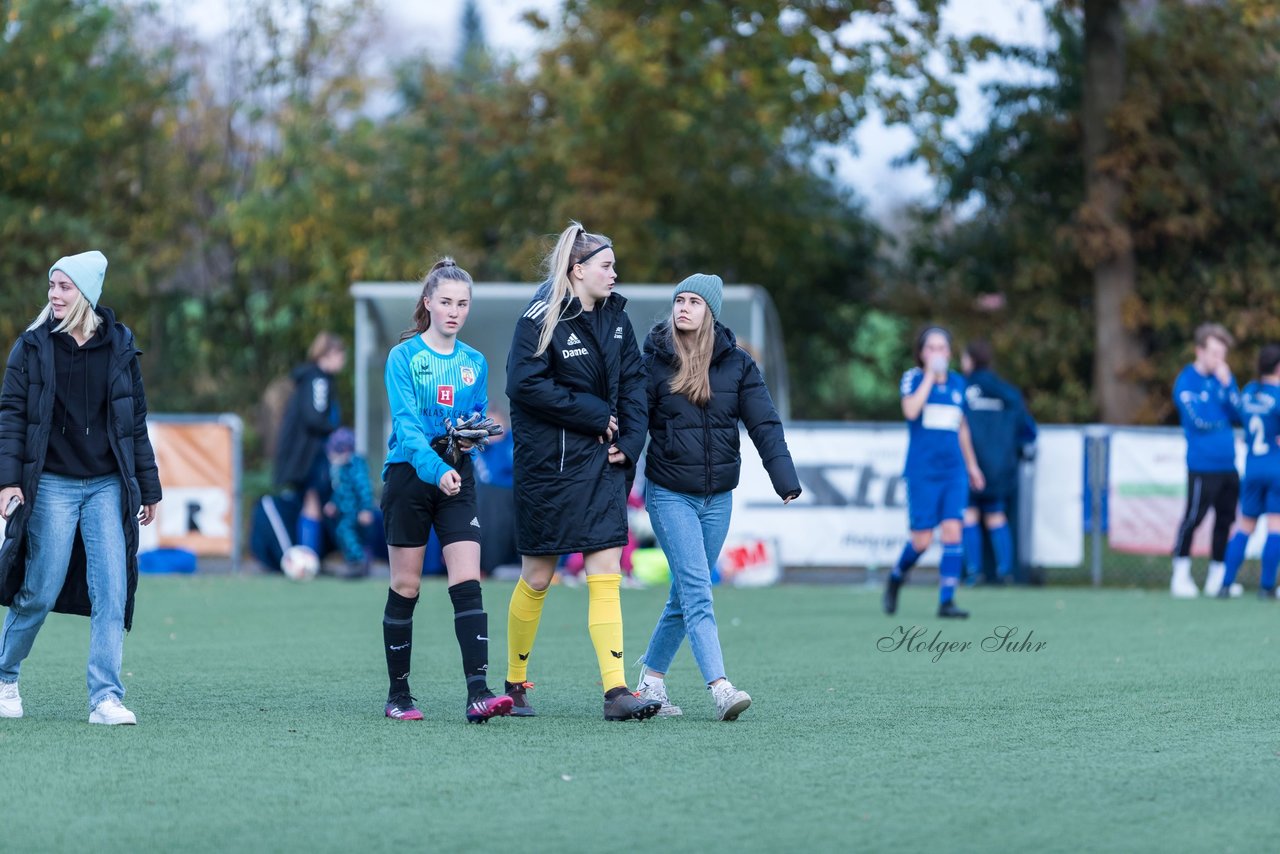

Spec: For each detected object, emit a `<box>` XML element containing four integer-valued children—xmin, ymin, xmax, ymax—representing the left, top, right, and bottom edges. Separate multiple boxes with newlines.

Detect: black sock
<box><xmin>605</xmin><ymin>686</ymin><xmax>631</xmax><ymax>701</ymax></box>
<box><xmin>448</xmin><ymin>579</ymin><xmax>490</xmax><ymax>701</ymax></box>
<box><xmin>383</xmin><ymin>588</ymin><xmax>418</xmax><ymax>701</ymax></box>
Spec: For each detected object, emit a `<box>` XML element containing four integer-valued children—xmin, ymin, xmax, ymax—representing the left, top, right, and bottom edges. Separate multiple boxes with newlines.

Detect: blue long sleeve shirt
<box><xmin>383</xmin><ymin>335</ymin><xmax>489</xmax><ymax>487</ymax></box>
<box><xmin>1173</xmin><ymin>364</ymin><xmax>1240</xmax><ymax>472</ymax></box>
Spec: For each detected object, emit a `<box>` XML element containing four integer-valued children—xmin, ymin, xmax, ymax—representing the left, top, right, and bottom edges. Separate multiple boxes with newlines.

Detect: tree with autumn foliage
<box><xmin>899</xmin><ymin>0</ymin><xmax>1280</xmax><ymax>424</ymax></box>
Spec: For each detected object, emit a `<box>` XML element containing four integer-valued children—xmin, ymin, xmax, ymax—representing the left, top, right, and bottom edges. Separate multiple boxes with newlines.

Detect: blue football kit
<box><xmin>1239</xmin><ymin>380</ymin><xmax>1280</xmax><ymax>518</ymax></box>
<box><xmin>900</xmin><ymin>367</ymin><xmax>970</xmax><ymax>531</ymax></box>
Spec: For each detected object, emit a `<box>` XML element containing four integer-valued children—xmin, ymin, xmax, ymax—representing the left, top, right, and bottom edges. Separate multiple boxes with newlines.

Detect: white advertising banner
<box><xmin>730</xmin><ymin>423</ymin><xmax>1085</xmax><ymax>569</ymax></box>
<box><xmin>1028</xmin><ymin>428</ymin><xmax>1085</xmax><ymax>567</ymax></box>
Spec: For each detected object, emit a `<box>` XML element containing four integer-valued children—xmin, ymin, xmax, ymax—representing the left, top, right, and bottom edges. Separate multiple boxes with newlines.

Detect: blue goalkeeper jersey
<box><xmin>384</xmin><ymin>335</ymin><xmax>489</xmax><ymax>487</ymax></box>
<box><xmin>1240</xmin><ymin>380</ymin><xmax>1280</xmax><ymax>479</ymax></box>
<box><xmin>901</xmin><ymin>367</ymin><xmax>968</xmax><ymax>480</ymax></box>
<box><xmin>1173</xmin><ymin>364</ymin><xmax>1240</xmax><ymax>472</ymax></box>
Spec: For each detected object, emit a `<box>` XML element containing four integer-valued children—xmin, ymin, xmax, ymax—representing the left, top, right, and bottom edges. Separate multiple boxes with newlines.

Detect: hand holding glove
<box><xmin>435</xmin><ymin>412</ymin><xmax>505</xmax><ymax>463</ymax></box>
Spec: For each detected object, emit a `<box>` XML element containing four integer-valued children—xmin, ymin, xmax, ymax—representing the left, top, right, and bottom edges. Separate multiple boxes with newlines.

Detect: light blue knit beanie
<box><xmin>48</xmin><ymin>250</ymin><xmax>108</xmax><ymax>309</ymax></box>
<box><xmin>673</xmin><ymin>273</ymin><xmax>723</xmax><ymax>321</ymax></box>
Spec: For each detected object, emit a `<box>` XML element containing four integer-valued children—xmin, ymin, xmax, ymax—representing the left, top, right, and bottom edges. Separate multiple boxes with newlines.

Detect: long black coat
<box><xmin>506</xmin><ymin>290</ymin><xmax>645</xmax><ymax>555</ymax></box>
<box><xmin>0</xmin><ymin>308</ymin><xmax>162</xmax><ymax>630</ymax></box>
<box><xmin>643</xmin><ymin>322</ymin><xmax>800</xmax><ymax>499</ymax></box>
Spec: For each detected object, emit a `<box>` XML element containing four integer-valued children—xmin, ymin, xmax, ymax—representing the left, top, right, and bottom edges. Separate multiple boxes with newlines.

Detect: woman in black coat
<box><xmin>501</xmin><ymin>221</ymin><xmax>660</xmax><ymax>722</ymax></box>
<box><xmin>0</xmin><ymin>251</ymin><xmax>161</xmax><ymax>725</ymax></box>
<box><xmin>633</xmin><ymin>273</ymin><xmax>800</xmax><ymax>721</ymax></box>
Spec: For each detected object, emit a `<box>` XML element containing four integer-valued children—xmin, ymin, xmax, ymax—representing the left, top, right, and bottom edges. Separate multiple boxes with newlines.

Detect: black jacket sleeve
<box><xmin>130</xmin><ymin>353</ymin><xmax>162</xmax><ymax>505</ymax></box>
<box><xmin>615</xmin><ymin>320</ymin><xmax>647</xmax><ymax>465</ymax></box>
<box><xmin>0</xmin><ymin>340</ymin><xmax>28</xmax><ymax>489</ymax></box>
<box><xmin>738</xmin><ymin>353</ymin><xmax>800</xmax><ymax>499</ymax></box>
<box><xmin>506</xmin><ymin>315</ymin><xmax>612</xmax><ymax>434</ymax></box>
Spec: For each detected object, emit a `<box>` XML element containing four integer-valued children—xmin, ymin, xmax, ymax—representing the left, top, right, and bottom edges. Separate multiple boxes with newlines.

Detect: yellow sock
<box><xmin>507</xmin><ymin>577</ymin><xmax>548</xmax><ymax>684</ymax></box>
<box><xmin>586</xmin><ymin>573</ymin><xmax>626</xmax><ymax>692</ymax></box>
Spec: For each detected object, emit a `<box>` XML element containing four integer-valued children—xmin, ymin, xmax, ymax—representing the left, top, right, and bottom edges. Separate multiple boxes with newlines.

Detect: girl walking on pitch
<box><xmin>0</xmin><ymin>250</ymin><xmax>162</xmax><ymax>724</ymax></box>
<box><xmin>503</xmin><ymin>222</ymin><xmax>660</xmax><ymax>721</ymax></box>
<box><xmin>883</xmin><ymin>326</ymin><xmax>986</xmax><ymax>619</ymax></box>
<box><xmin>633</xmin><ymin>274</ymin><xmax>800</xmax><ymax>721</ymax></box>
<box><xmin>380</xmin><ymin>258</ymin><xmax>513</xmax><ymax>723</ymax></box>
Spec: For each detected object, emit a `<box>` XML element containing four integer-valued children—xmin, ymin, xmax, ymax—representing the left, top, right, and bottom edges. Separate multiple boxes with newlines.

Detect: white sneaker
<box><xmin>0</xmin><ymin>680</ymin><xmax>22</xmax><ymax>718</ymax></box>
<box><xmin>710</xmin><ymin>680</ymin><xmax>751</xmax><ymax>722</ymax></box>
<box><xmin>1204</xmin><ymin>563</ymin><xmax>1225</xmax><ymax>597</ymax></box>
<box><xmin>635</xmin><ymin>668</ymin><xmax>681</xmax><ymax>716</ymax></box>
<box><xmin>1171</xmin><ymin>573</ymin><xmax>1200</xmax><ymax>599</ymax></box>
<box><xmin>89</xmin><ymin>696</ymin><xmax>137</xmax><ymax>726</ymax></box>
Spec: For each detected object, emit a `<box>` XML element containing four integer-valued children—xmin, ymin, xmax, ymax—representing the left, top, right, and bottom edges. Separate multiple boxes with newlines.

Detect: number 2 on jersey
<box><xmin>1250</xmin><ymin>414</ymin><xmax>1269</xmax><ymax>456</ymax></box>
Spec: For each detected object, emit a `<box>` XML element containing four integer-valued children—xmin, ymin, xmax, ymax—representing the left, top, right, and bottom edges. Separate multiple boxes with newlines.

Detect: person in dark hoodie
<box><xmin>633</xmin><ymin>274</ymin><xmax>800</xmax><ymax>721</ymax></box>
<box><xmin>273</xmin><ymin>331</ymin><xmax>345</xmax><ymax>559</ymax></box>
<box><xmin>960</xmin><ymin>339</ymin><xmax>1037</xmax><ymax>584</ymax></box>
<box><xmin>0</xmin><ymin>250</ymin><xmax>162</xmax><ymax>725</ymax></box>
<box><xmin>501</xmin><ymin>221</ymin><xmax>660</xmax><ymax>722</ymax></box>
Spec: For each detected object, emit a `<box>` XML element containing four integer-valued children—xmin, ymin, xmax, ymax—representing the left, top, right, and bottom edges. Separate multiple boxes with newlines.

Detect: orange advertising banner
<box><xmin>148</xmin><ymin>420</ymin><xmax>236</xmax><ymax>556</ymax></box>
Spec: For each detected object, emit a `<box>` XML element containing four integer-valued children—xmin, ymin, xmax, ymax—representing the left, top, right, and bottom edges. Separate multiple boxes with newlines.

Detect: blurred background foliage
<box><xmin>2</xmin><ymin>0</ymin><xmax>1279</xmax><ymax>469</ymax></box>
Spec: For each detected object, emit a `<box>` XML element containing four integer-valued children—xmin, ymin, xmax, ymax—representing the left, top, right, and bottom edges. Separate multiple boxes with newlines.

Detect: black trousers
<box><xmin>1172</xmin><ymin>470</ymin><xmax>1239</xmax><ymax>561</ymax></box>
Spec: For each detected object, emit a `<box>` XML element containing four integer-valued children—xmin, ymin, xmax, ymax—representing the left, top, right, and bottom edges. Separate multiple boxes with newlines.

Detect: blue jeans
<box><xmin>641</xmin><ymin>485</ymin><xmax>733</xmax><ymax>684</ymax></box>
<box><xmin>0</xmin><ymin>472</ymin><xmax>128</xmax><ymax>709</ymax></box>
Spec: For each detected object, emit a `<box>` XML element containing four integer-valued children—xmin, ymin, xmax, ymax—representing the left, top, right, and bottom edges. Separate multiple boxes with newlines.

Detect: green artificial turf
<box><xmin>0</xmin><ymin>576</ymin><xmax>1273</xmax><ymax>853</ymax></box>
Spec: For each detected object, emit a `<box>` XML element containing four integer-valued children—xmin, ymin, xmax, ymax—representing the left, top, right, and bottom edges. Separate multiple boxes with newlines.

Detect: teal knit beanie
<box><xmin>673</xmin><ymin>273</ymin><xmax>723</xmax><ymax>321</ymax></box>
<box><xmin>48</xmin><ymin>250</ymin><xmax>108</xmax><ymax>309</ymax></box>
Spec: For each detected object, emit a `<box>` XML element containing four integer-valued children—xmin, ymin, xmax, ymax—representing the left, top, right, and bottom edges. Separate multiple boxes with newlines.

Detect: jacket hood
<box><xmin>644</xmin><ymin>321</ymin><xmax>737</xmax><ymax>364</ymax></box>
<box><xmin>292</xmin><ymin>361</ymin><xmax>326</xmax><ymax>381</ymax></box>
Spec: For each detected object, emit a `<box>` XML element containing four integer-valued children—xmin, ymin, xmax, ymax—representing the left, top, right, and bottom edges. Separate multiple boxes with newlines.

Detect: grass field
<box><xmin>0</xmin><ymin>574</ymin><xmax>1273</xmax><ymax>853</ymax></box>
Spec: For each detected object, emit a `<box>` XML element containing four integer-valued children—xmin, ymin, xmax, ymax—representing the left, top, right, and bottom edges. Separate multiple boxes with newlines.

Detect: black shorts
<box><xmin>381</xmin><ymin>459</ymin><xmax>481</xmax><ymax>548</ymax></box>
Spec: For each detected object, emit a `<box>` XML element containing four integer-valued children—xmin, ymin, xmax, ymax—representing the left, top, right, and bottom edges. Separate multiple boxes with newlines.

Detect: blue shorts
<box><xmin>1241</xmin><ymin>473</ymin><xmax>1280</xmax><ymax>519</ymax></box>
<box><xmin>906</xmin><ymin>474</ymin><xmax>969</xmax><ymax>532</ymax></box>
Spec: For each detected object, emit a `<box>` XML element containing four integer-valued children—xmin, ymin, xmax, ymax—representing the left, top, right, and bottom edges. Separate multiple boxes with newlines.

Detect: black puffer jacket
<box><xmin>643</xmin><ymin>322</ymin><xmax>800</xmax><ymax>499</ymax></box>
<box><xmin>273</xmin><ymin>362</ymin><xmax>338</xmax><ymax>489</ymax></box>
<box><xmin>506</xmin><ymin>289</ymin><xmax>645</xmax><ymax>555</ymax></box>
<box><xmin>0</xmin><ymin>308</ymin><xmax>162</xmax><ymax>630</ymax></box>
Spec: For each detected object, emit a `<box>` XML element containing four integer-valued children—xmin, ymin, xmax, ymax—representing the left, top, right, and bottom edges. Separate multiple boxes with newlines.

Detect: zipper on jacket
<box><xmin>560</xmin><ymin>429</ymin><xmax>566</xmax><ymax>472</ymax></box>
<box><xmin>703</xmin><ymin>407</ymin><xmax>712</xmax><ymax>494</ymax></box>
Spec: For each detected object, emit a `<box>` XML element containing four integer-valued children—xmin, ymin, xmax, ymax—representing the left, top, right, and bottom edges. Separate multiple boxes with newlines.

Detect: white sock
<box><xmin>640</xmin><ymin>667</ymin><xmax>662</xmax><ymax>685</ymax></box>
<box><xmin>1172</xmin><ymin>556</ymin><xmax>1192</xmax><ymax>577</ymax></box>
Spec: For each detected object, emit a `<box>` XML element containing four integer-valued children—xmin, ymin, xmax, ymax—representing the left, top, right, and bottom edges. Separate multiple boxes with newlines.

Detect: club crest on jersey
<box><xmin>438</xmin><ymin>385</ymin><xmax>455</xmax><ymax>406</ymax></box>
<box><xmin>460</xmin><ymin>366</ymin><xmax>476</xmax><ymax>387</ymax></box>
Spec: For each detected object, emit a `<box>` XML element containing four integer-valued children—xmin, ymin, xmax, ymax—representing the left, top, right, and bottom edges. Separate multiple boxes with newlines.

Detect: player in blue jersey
<box><xmin>1220</xmin><ymin>344</ymin><xmax>1280</xmax><ymax>599</ymax></box>
<box><xmin>883</xmin><ymin>327</ymin><xmax>986</xmax><ymax>618</ymax></box>
<box><xmin>379</xmin><ymin>258</ymin><xmax>514</xmax><ymax>724</ymax></box>
<box><xmin>1171</xmin><ymin>323</ymin><xmax>1242</xmax><ymax>598</ymax></box>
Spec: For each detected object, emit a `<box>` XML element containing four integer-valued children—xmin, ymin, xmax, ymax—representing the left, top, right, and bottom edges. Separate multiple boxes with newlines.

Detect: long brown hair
<box><xmin>401</xmin><ymin>257</ymin><xmax>474</xmax><ymax>341</ymax></box>
<box><xmin>533</xmin><ymin>222</ymin><xmax>612</xmax><ymax>356</ymax></box>
<box><xmin>667</xmin><ymin>308</ymin><xmax>715</xmax><ymax>407</ymax></box>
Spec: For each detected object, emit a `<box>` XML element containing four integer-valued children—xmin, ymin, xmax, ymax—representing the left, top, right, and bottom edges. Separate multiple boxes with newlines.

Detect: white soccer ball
<box><xmin>280</xmin><ymin>545</ymin><xmax>320</xmax><ymax>581</ymax></box>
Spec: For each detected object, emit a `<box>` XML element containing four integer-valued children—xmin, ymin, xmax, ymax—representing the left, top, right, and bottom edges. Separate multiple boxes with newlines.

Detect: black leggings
<box><xmin>1172</xmin><ymin>470</ymin><xmax>1239</xmax><ymax>561</ymax></box>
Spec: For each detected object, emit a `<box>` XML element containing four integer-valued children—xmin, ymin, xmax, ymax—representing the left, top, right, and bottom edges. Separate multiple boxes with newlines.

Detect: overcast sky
<box><xmin>170</xmin><ymin>0</ymin><xmax>1052</xmax><ymax>220</ymax></box>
